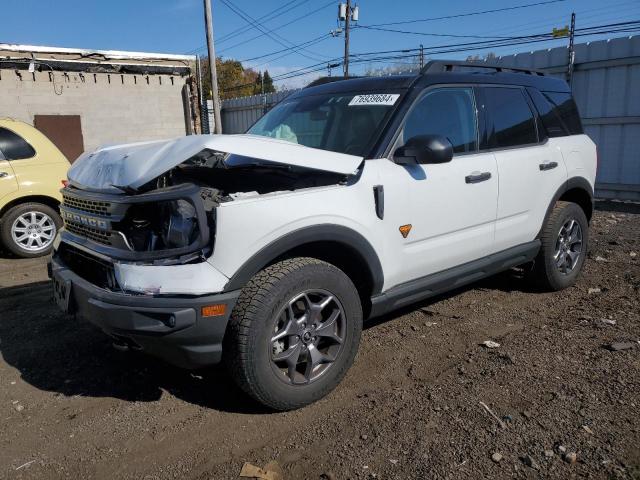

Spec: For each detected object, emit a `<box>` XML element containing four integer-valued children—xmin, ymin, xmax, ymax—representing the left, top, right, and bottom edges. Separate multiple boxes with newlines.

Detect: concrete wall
<box><xmin>0</xmin><ymin>69</ymin><xmax>189</xmax><ymax>157</ymax></box>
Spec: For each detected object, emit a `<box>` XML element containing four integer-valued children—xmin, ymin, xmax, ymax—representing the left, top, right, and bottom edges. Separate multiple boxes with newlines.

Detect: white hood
<box><xmin>68</xmin><ymin>134</ymin><xmax>363</xmax><ymax>191</ymax></box>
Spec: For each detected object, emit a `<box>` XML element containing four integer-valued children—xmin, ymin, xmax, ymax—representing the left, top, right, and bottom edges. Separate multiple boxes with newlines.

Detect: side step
<box><xmin>369</xmin><ymin>240</ymin><xmax>540</xmax><ymax>318</ymax></box>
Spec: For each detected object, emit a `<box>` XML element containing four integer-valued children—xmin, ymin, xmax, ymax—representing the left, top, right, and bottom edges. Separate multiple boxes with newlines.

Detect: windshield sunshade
<box><xmin>247</xmin><ymin>91</ymin><xmax>401</xmax><ymax>157</ymax></box>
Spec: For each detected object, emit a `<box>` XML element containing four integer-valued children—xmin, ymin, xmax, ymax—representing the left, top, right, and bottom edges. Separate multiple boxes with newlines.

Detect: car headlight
<box><xmin>164</xmin><ymin>199</ymin><xmax>197</xmax><ymax>248</ymax></box>
<box><xmin>121</xmin><ymin>199</ymin><xmax>199</xmax><ymax>252</ymax></box>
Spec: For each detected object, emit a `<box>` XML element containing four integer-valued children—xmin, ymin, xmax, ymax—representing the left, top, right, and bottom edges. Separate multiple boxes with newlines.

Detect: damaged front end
<box><xmin>60</xmin><ymin>182</ymin><xmax>214</xmax><ymax>265</ymax></box>
<box><xmin>57</xmin><ymin>135</ymin><xmax>362</xmax><ymax>291</ymax></box>
<box><xmin>50</xmin><ymin>134</ymin><xmax>364</xmax><ymax>367</ymax></box>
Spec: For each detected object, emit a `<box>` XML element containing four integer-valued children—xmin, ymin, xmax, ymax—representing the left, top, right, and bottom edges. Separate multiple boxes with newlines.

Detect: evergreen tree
<box><xmin>263</xmin><ymin>70</ymin><xmax>276</xmax><ymax>93</ymax></box>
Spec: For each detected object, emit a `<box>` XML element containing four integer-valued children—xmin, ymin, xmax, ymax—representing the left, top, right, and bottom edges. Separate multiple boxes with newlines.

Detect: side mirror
<box><xmin>393</xmin><ymin>135</ymin><xmax>453</xmax><ymax>165</ymax></box>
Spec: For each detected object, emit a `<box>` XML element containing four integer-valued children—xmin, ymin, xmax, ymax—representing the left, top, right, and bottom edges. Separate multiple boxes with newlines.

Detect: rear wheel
<box><xmin>0</xmin><ymin>203</ymin><xmax>61</xmax><ymax>258</ymax></box>
<box><xmin>223</xmin><ymin>257</ymin><xmax>362</xmax><ymax>410</ymax></box>
<box><xmin>529</xmin><ymin>201</ymin><xmax>588</xmax><ymax>291</ymax></box>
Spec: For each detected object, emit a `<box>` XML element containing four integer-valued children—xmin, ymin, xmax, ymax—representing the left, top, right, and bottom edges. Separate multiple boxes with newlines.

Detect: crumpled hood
<box><xmin>68</xmin><ymin>134</ymin><xmax>363</xmax><ymax>192</ymax></box>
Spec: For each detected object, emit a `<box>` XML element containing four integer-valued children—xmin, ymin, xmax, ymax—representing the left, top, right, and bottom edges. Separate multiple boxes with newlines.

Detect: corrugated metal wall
<box><xmin>486</xmin><ymin>35</ymin><xmax>640</xmax><ymax>201</ymax></box>
<box><xmin>216</xmin><ymin>35</ymin><xmax>639</xmax><ymax>200</ymax></box>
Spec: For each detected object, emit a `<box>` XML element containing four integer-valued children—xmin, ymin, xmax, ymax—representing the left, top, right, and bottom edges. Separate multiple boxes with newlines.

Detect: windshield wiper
<box><xmin>111</xmin><ymin>184</ymin><xmax>138</xmax><ymax>194</ymax></box>
<box><xmin>228</xmin><ymin>161</ymin><xmax>293</xmax><ymax>171</ymax></box>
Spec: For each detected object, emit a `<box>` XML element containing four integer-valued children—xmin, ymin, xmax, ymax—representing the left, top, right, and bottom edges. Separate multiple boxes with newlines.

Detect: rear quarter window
<box><xmin>527</xmin><ymin>88</ymin><xmax>568</xmax><ymax>138</ymax></box>
<box><xmin>542</xmin><ymin>91</ymin><xmax>583</xmax><ymax>135</ymax></box>
<box><xmin>0</xmin><ymin>127</ymin><xmax>36</xmax><ymax>160</ymax></box>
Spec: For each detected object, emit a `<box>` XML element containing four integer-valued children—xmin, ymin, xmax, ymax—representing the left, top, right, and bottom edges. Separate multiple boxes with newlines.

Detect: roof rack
<box><xmin>305</xmin><ymin>76</ymin><xmax>358</xmax><ymax>88</ymax></box>
<box><xmin>420</xmin><ymin>60</ymin><xmax>545</xmax><ymax>76</ymax></box>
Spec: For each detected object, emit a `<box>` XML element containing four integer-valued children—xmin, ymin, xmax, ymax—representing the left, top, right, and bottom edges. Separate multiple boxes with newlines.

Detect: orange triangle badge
<box><xmin>399</xmin><ymin>224</ymin><xmax>412</xmax><ymax>238</ymax></box>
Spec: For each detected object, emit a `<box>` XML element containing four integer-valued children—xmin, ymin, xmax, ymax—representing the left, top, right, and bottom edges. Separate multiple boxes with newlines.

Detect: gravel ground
<box><xmin>0</xmin><ymin>202</ymin><xmax>638</xmax><ymax>480</ymax></box>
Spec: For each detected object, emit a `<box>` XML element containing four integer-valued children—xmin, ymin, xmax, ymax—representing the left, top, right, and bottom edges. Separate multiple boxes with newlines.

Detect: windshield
<box><xmin>247</xmin><ymin>92</ymin><xmax>402</xmax><ymax>157</ymax></box>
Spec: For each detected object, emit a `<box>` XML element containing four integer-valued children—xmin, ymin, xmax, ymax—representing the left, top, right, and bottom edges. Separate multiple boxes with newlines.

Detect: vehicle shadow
<box><xmin>1</xmin><ymin>268</ymin><xmax>531</xmax><ymax>412</ymax></box>
<box><xmin>595</xmin><ymin>199</ymin><xmax>640</xmax><ymax>214</ymax></box>
<box><xmin>0</xmin><ymin>246</ymin><xmax>18</xmax><ymax>259</ymax></box>
<box><xmin>0</xmin><ymin>280</ymin><xmax>271</xmax><ymax>414</ymax></box>
<box><xmin>364</xmin><ymin>267</ymin><xmax>533</xmax><ymax>330</ymax></box>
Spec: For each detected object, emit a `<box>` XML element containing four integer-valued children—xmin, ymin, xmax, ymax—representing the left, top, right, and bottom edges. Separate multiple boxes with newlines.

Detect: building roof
<box><xmin>0</xmin><ymin>43</ymin><xmax>195</xmax><ymax>75</ymax></box>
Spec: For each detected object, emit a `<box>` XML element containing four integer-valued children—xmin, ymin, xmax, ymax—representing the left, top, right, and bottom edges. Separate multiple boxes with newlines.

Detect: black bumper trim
<box><xmin>50</xmin><ymin>255</ymin><xmax>240</xmax><ymax>369</ymax></box>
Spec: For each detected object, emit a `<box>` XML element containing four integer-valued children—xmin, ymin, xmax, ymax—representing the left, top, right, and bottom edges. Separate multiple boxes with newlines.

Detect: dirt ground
<box><xmin>0</xmin><ymin>202</ymin><xmax>638</xmax><ymax>480</ymax></box>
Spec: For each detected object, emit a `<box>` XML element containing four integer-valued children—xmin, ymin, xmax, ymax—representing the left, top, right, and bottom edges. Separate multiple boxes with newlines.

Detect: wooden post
<box><xmin>204</xmin><ymin>0</ymin><xmax>222</xmax><ymax>133</ymax></box>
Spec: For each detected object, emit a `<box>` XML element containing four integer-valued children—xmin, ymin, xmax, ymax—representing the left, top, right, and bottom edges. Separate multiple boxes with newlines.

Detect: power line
<box><xmin>437</xmin><ymin>0</ymin><xmax>640</xmax><ymax>48</ymax></box>
<box><xmin>350</xmin><ymin>21</ymin><xmax>640</xmax><ymax>75</ymax></box>
<box><xmin>349</xmin><ymin>20</ymin><xmax>640</xmax><ymax>57</ymax></box>
<box><xmin>219</xmin><ymin>20</ymin><xmax>640</xmax><ymax>94</ymax></box>
<box><xmin>311</xmin><ymin>22</ymin><xmax>640</xmax><ymax>75</ymax></box>
<box><xmin>218</xmin><ymin>0</ymin><xmax>326</xmax><ymax>62</ymax></box>
<box><xmin>185</xmin><ymin>0</ymin><xmax>309</xmax><ymax>53</ymax></box>
<box><xmin>239</xmin><ymin>34</ymin><xmax>332</xmax><ymax>63</ymax></box>
<box><xmin>355</xmin><ymin>25</ymin><xmax>541</xmax><ymax>40</ymax></box>
<box><xmin>218</xmin><ymin>0</ymin><xmax>335</xmax><ymax>58</ymax></box>
<box><xmin>247</xmin><ymin>36</ymin><xmax>334</xmax><ymax>68</ymax></box>
<box><xmin>216</xmin><ymin>0</ymin><xmax>305</xmax><ymax>45</ymax></box>
<box><xmin>364</xmin><ymin>0</ymin><xmax>568</xmax><ymax>28</ymax></box>
<box><xmin>240</xmin><ymin>6</ymin><xmax>564</xmax><ymax>67</ymax></box>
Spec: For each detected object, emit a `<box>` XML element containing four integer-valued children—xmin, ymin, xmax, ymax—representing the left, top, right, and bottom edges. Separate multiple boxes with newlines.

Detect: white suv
<box><xmin>50</xmin><ymin>61</ymin><xmax>597</xmax><ymax>410</ymax></box>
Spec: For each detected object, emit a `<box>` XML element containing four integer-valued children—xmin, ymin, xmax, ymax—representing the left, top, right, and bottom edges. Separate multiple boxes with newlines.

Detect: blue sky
<box><xmin>3</xmin><ymin>0</ymin><xmax>640</xmax><ymax>87</ymax></box>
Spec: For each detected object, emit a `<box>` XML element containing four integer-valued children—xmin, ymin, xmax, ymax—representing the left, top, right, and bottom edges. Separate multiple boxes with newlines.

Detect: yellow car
<box><xmin>0</xmin><ymin>119</ymin><xmax>71</xmax><ymax>257</ymax></box>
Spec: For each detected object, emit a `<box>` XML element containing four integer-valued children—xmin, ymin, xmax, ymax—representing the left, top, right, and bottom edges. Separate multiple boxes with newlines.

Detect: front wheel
<box><xmin>528</xmin><ymin>201</ymin><xmax>589</xmax><ymax>291</ymax></box>
<box><xmin>223</xmin><ymin>257</ymin><xmax>362</xmax><ymax>411</ymax></box>
<box><xmin>0</xmin><ymin>202</ymin><xmax>61</xmax><ymax>258</ymax></box>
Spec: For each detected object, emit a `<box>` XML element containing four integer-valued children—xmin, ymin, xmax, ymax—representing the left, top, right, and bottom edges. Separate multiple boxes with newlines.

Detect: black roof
<box><xmin>291</xmin><ymin>75</ymin><xmax>418</xmax><ymax>98</ymax></box>
<box><xmin>297</xmin><ymin>59</ymin><xmax>570</xmax><ymax>97</ymax></box>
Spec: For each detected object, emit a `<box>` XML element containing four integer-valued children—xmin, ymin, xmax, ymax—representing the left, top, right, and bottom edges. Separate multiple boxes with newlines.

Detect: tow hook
<box><xmin>111</xmin><ymin>335</ymin><xmax>142</xmax><ymax>352</ymax></box>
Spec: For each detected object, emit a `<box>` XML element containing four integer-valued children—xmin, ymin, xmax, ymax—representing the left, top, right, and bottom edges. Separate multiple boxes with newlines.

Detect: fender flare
<box><xmin>537</xmin><ymin>176</ymin><xmax>594</xmax><ymax>238</ymax></box>
<box><xmin>223</xmin><ymin>224</ymin><xmax>384</xmax><ymax>294</ymax></box>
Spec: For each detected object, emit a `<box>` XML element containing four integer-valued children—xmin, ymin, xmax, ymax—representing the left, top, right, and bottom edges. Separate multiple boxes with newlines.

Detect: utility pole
<box><xmin>567</xmin><ymin>12</ymin><xmax>576</xmax><ymax>89</ymax></box>
<box><xmin>343</xmin><ymin>0</ymin><xmax>351</xmax><ymax>77</ymax></box>
<box><xmin>339</xmin><ymin>2</ymin><xmax>358</xmax><ymax>77</ymax></box>
<box><xmin>419</xmin><ymin>44</ymin><xmax>424</xmax><ymax>69</ymax></box>
<box><xmin>203</xmin><ymin>0</ymin><xmax>222</xmax><ymax>134</ymax></box>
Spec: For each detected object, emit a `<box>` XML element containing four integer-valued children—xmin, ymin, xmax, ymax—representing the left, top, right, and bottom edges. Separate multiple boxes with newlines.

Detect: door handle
<box><xmin>465</xmin><ymin>171</ymin><xmax>492</xmax><ymax>184</ymax></box>
<box><xmin>539</xmin><ymin>161</ymin><xmax>558</xmax><ymax>171</ymax></box>
<box><xmin>0</xmin><ymin>171</ymin><xmax>9</xmax><ymax>178</ymax></box>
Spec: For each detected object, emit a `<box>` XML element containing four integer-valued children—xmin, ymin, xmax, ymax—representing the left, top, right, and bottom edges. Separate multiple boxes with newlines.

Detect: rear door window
<box><xmin>484</xmin><ymin>87</ymin><xmax>538</xmax><ymax>148</ymax></box>
<box><xmin>401</xmin><ymin>87</ymin><xmax>478</xmax><ymax>154</ymax></box>
<box><xmin>0</xmin><ymin>127</ymin><xmax>36</xmax><ymax>160</ymax></box>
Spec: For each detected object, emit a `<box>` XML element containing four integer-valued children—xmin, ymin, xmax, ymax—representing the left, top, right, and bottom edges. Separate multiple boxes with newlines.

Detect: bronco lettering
<box><xmin>61</xmin><ymin>210</ymin><xmax>110</xmax><ymax>230</ymax></box>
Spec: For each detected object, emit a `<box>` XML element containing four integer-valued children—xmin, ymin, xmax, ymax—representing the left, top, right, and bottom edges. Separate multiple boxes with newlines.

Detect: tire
<box><xmin>529</xmin><ymin>201</ymin><xmax>589</xmax><ymax>291</ymax></box>
<box><xmin>223</xmin><ymin>257</ymin><xmax>363</xmax><ymax>411</ymax></box>
<box><xmin>0</xmin><ymin>202</ymin><xmax>61</xmax><ymax>258</ymax></box>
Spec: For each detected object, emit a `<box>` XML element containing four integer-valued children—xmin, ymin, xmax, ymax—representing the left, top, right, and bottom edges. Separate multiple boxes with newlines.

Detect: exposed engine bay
<box><xmin>152</xmin><ymin>149</ymin><xmax>351</xmax><ymax>200</ymax></box>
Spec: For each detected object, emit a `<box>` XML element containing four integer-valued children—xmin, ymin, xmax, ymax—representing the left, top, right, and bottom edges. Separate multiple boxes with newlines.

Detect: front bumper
<box><xmin>49</xmin><ymin>255</ymin><xmax>240</xmax><ymax>369</ymax></box>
